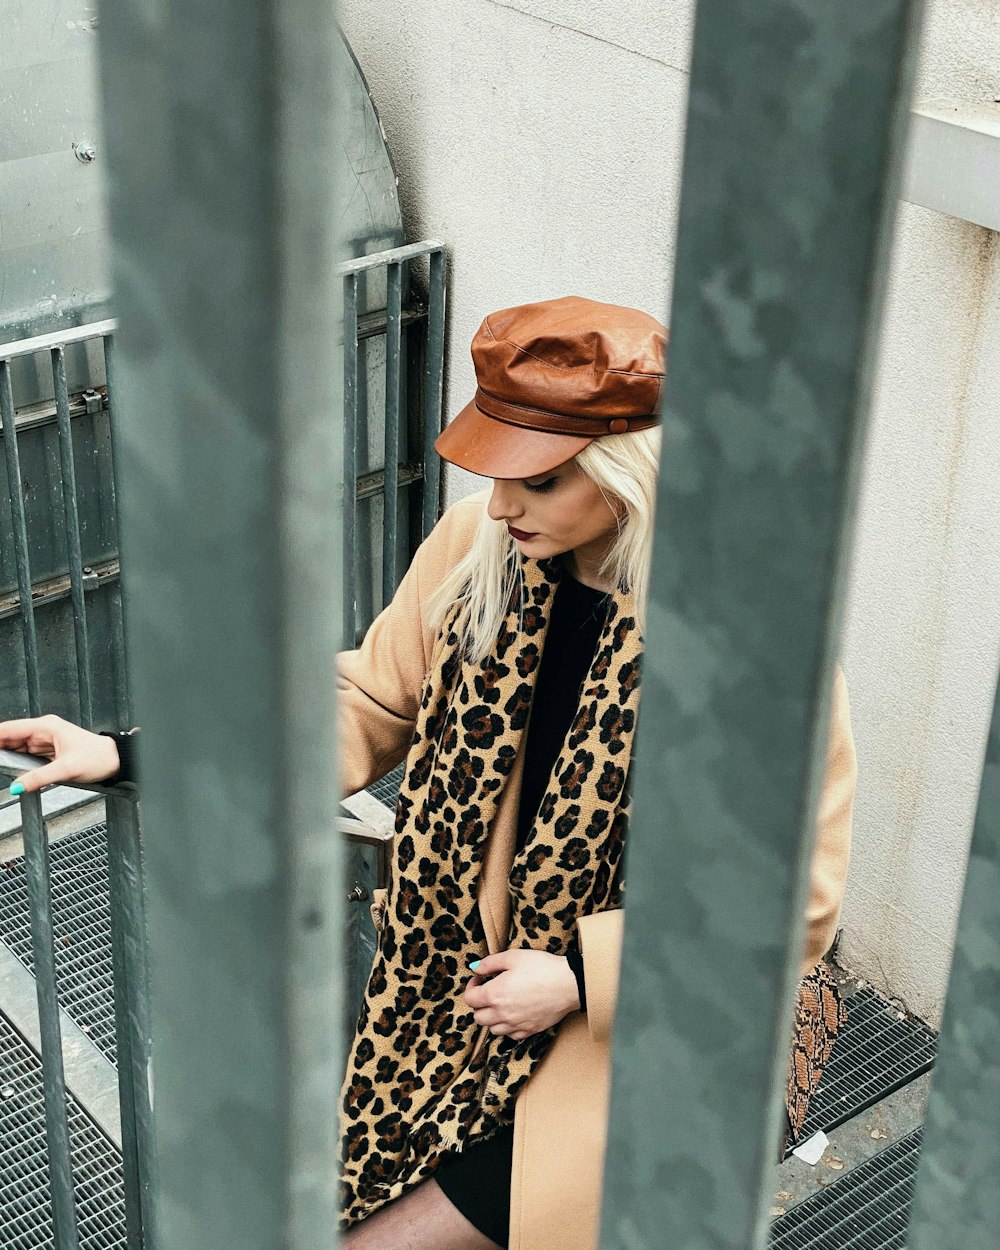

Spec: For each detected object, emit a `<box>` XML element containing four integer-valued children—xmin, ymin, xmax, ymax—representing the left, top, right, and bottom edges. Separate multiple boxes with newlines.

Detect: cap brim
<box><xmin>435</xmin><ymin>397</ymin><xmax>594</xmax><ymax>479</ymax></box>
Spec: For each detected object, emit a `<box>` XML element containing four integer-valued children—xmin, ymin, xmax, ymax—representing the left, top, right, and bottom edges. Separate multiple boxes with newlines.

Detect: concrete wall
<box><xmin>338</xmin><ymin>0</ymin><xmax>1000</xmax><ymax>1026</ymax></box>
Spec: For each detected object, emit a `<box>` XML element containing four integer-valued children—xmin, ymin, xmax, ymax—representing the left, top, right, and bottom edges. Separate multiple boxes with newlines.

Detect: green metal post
<box><xmin>96</xmin><ymin>4</ymin><xmax>344</xmax><ymax>1250</ymax></box>
<box><xmin>599</xmin><ymin>2</ymin><xmax>924</xmax><ymax>1248</ymax></box>
<box><xmin>906</xmin><ymin>668</ymin><xmax>1000</xmax><ymax>1250</ymax></box>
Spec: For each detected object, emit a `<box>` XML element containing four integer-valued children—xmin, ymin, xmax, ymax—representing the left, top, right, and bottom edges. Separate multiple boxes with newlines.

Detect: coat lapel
<box><xmin>476</xmin><ymin>724</ymin><xmax>528</xmax><ymax>954</ymax></box>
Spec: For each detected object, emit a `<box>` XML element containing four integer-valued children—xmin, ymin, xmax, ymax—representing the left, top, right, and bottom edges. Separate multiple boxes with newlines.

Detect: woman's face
<box><xmin>486</xmin><ymin>457</ymin><xmax>622</xmax><ymax>577</ymax></box>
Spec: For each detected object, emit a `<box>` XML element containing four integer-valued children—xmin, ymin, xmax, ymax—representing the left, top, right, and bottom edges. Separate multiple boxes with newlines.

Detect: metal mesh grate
<box><xmin>794</xmin><ymin>985</ymin><xmax>936</xmax><ymax>1144</ymax></box>
<box><xmin>0</xmin><ymin>764</ymin><xmax>408</xmax><ymax>1073</ymax></box>
<box><xmin>0</xmin><ymin>1012</ymin><xmax>126</xmax><ymax>1249</ymax></box>
<box><xmin>0</xmin><ymin>824</ymin><xmax>117</xmax><ymax>1063</ymax></box>
<box><xmin>770</xmin><ymin>1128</ymin><xmax>922</xmax><ymax>1248</ymax></box>
<box><xmin>364</xmin><ymin>762</ymin><xmax>405</xmax><ymax>810</ymax></box>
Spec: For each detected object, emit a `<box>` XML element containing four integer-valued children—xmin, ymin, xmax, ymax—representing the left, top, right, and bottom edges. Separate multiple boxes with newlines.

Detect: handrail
<box><xmin>0</xmin><ymin>748</ymin><xmax>139</xmax><ymax>802</ymax></box>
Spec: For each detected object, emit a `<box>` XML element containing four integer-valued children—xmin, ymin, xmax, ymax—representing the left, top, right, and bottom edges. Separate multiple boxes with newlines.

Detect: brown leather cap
<box><xmin>435</xmin><ymin>295</ymin><xmax>667</xmax><ymax>478</ymax></box>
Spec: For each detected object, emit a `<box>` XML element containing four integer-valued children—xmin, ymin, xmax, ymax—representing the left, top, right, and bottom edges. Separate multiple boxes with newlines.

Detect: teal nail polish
<box><xmin>9</xmin><ymin>782</ymin><xmax>25</xmax><ymax>796</ymax></box>
<box><xmin>469</xmin><ymin>959</ymin><xmax>481</xmax><ymax>971</ymax></box>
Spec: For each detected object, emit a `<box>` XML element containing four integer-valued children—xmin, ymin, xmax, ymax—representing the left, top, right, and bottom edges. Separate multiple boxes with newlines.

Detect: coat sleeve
<box><xmin>336</xmin><ymin>490</ymin><xmax>488</xmax><ymax>798</ymax></box>
<box><xmin>574</xmin><ymin>663</ymin><xmax>857</xmax><ymax>1044</ymax></box>
<box><xmin>798</xmin><ymin>661</ymin><xmax>857</xmax><ymax>979</ymax></box>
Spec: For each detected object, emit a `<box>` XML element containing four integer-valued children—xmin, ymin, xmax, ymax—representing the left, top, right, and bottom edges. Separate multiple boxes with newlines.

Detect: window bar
<box><xmin>105</xmin><ymin>792</ymin><xmax>157</xmax><ymax>1250</ymax></box>
<box><xmin>906</xmin><ymin>670</ymin><xmax>1000</xmax><ymax>1250</ymax></box>
<box><xmin>0</xmin><ymin>359</ymin><xmax>42</xmax><ymax>716</ymax></box>
<box><xmin>102</xmin><ymin>332</ymin><xmax>134</xmax><ymax>726</ymax></box>
<box><xmin>52</xmin><ymin>345</ymin><xmax>96</xmax><ymax>729</ymax></box>
<box><xmin>343</xmin><ymin>271</ymin><xmax>359</xmax><ymax>648</ymax></box>
<box><xmin>421</xmin><ymin>247</ymin><xmax>446</xmax><ymax>539</ymax></box>
<box><xmin>383</xmin><ymin>259</ymin><xmax>403</xmax><ymax>604</ymax></box>
<box><xmin>20</xmin><ymin>789</ymin><xmax>81</xmax><ymax>1250</ymax></box>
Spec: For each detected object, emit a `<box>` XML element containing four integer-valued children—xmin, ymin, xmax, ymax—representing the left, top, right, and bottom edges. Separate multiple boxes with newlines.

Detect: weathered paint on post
<box><xmin>422</xmin><ymin>249</ymin><xmax>446</xmax><ymax>539</ymax></box>
<box><xmin>102</xmin><ymin>332</ymin><xmax>135</xmax><ymax>728</ymax></box>
<box><xmin>1</xmin><ymin>359</ymin><xmax>42</xmax><ymax>716</ymax></box>
<box><xmin>343</xmin><ymin>273</ymin><xmax>360</xmax><ymax>648</ymax></box>
<box><xmin>104</xmin><ymin>792</ymin><xmax>157</xmax><ymax>1250</ymax></box>
<box><xmin>906</xmin><ymin>668</ymin><xmax>1000</xmax><ymax>1250</ymax></box>
<box><xmin>52</xmin><ymin>345</ymin><xmax>96</xmax><ymax>728</ymax></box>
<box><xmin>383</xmin><ymin>260</ymin><xmax>403</xmax><ymax>602</ymax></box>
<box><xmin>599</xmin><ymin>2</ymin><xmax>925</xmax><ymax>1247</ymax></box>
<box><xmin>96</xmin><ymin>4</ymin><xmax>344</xmax><ymax>1250</ymax></box>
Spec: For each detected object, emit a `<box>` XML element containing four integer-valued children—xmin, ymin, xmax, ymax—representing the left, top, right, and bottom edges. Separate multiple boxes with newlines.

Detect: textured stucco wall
<box><xmin>339</xmin><ymin>0</ymin><xmax>1000</xmax><ymax>1026</ymax></box>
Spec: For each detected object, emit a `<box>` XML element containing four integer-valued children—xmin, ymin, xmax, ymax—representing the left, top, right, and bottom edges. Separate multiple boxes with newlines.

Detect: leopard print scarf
<box><xmin>337</xmin><ymin>553</ymin><xmax>638</xmax><ymax>1225</ymax></box>
<box><xmin>337</xmin><ymin>551</ymin><xmax>845</xmax><ymax>1225</ymax></box>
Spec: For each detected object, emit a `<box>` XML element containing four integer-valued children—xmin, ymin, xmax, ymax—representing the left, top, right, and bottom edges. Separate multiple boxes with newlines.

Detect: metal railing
<box><xmin>0</xmin><ymin>752</ymin><xmax>154</xmax><ymax>1250</ymax></box>
<box><xmin>0</xmin><ymin>321</ymin><xmax>129</xmax><ymax>729</ymax></box>
<box><xmin>341</xmin><ymin>240</ymin><xmax>446</xmax><ymax>646</ymax></box>
<box><xmin>0</xmin><ymin>242</ymin><xmax>446</xmax><ymax>719</ymax></box>
<box><xmin>10</xmin><ymin>0</ymin><xmax>1000</xmax><ymax>1248</ymax></box>
<box><xmin>0</xmin><ymin>240</ymin><xmax>444</xmax><ymax>1246</ymax></box>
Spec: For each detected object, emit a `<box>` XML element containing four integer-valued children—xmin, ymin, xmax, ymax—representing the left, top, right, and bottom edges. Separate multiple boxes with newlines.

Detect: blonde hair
<box><xmin>426</xmin><ymin>425</ymin><xmax>662</xmax><ymax>664</ymax></box>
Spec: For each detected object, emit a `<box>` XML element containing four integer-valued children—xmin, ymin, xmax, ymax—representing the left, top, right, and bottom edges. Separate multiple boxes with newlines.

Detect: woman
<box><xmin>0</xmin><ymin>296</ymin><xmax>857</xmax><ymax>1250</ymax></box>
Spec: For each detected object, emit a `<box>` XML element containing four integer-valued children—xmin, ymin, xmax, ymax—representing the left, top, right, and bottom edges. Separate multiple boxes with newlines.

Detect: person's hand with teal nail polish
<box><xmin>463</xmin><ymin>948</ymin><xmax>580</xmax><ymax>1039</ymax></box>
<box><xmin>0</xmin><ymin>714</ymin><xmax>121</xmax><ymax>796</ymax></box>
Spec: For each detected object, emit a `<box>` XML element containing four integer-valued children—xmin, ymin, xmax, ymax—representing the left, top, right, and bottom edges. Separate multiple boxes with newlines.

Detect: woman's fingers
<box><xmin>0</xmin><ymin>717</ymin><xmax>121</xmax><ymax>793</ymax></box>
<box><xmin>9</xmin><ymin>758</ymin><xmax>78</xmax><ymax>795</ymax></box>
<box><xmin>0</xmin><ymin>716</ymin><xmax>59</xmax><ymax>756</ymax></box>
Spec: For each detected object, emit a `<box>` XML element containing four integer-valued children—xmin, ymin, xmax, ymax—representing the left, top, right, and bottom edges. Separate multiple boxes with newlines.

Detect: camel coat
<box><xmin>337</xmin><ymin>489</ymin><xmax>857</xmax><ymax>1250</ymax></box>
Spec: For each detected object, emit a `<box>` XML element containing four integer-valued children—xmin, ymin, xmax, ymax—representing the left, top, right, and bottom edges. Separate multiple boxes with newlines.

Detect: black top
<box><xmin>515</xmin><ymin>568</ymin><xmax>612</xmax><ymax>1012</ymax></box>
<box><xmin>99</xmin><ymin>730</ymin><xmax>140</xmax><ymax>786</ymax></box>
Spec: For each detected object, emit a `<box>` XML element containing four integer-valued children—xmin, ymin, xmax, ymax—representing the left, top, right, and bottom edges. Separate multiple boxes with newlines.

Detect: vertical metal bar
<box><xmin>906</xmin><ymin>668</ymin><xmax>1000</xmax><ymax>1250</ymax></box>
<box><xmin>102</xmin><ymin>333</ymin><xmax>134</xmax><ymax>726</ymax></box>
<box><xmin>343</xmin><ymin>272</ymin><xmax>359</xmax><ymax>648</ymax></box>
<box><xmin>0</xmin><ymin>359</ymin><xmax>42</xmax><ymax>716</ymax></box>
<box><xmin>422</xmin><ymin>248</ymin><xmax>445</xmax><ymax>539</ymax></box>
<box><xmin>20</xmin><ymin>791</ymin><xmax>81</xmax><ymax>1250</ymax></box>
<box><xmin>52</xmin><ymin>346</ymin><xmax>96</xmax><ymax>728</ymax></box>
<box><xmin>105</xmin><ymin>793</ymin><xmax>157</xmax><ymax>1250</ymax></box>
<box><xmin>383</xmin><ymin>259</ymin><xmax>402</xmax><ymax>603</ymax></box>
<box><xmin>97</xmin><ymin>1</ymin><xmax>343</xmax><ymax>1247</ymax></box>
<box><xmin>598</xmin><ymin>3</ymin><xmax>925</xmax><ymax>1249</ymax></box>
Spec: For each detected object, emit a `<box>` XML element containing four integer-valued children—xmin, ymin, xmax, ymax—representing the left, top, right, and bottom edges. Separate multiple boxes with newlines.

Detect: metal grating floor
<box><xmin>0</xmin><ymin>763</ymin><xmax>407</xmax><ymax>1075</ymax></box>
<box><xmin>770</xmin><ymin>1128</ymin><xmax>922</xmax><ymax>1249</ymax></box>
<box><xmin>363</xmin><ymin>761</ymin><xmax>405</xmax><ymax>810</ymax></box>
<box><xmin>0</xmin><ymin>1012</ymin><xmax>126</xmax><ymax>1249</ymax></box>
<box><xmin>793</xmin><ymin>985</ymin><xmax>936</xmax><ymax>1145</ymax></box>
<box><xmin>0</xmin><ymin>824</ymin><xmax>118</xmax><ymax>1063</ymax></box>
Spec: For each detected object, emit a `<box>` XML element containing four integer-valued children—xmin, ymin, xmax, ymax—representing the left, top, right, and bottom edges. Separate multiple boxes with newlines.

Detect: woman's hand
<box><xmin>0</xmin><ymin>715</ymin><xmax>121</xmax><ymax>794</ymax></box>
<box><xmin>462</xmin><ymin>948</ymin><xmax>581</xmax><ymax>1040</ymax></box>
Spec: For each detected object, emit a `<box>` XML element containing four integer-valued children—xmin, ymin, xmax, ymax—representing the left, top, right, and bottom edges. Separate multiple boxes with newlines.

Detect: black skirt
<box><xmin>434</xmin><ymin>1123</ymin><xmax>515</xmax><ymax>1247</ymax></box>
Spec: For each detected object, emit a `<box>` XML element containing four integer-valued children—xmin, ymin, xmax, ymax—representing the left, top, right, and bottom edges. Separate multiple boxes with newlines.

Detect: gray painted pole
<box><xmin>96</xmin><ymin>2</ymin><xmax>344</xmax><ymax>1248</ymax></box>
<box><xmin>599</xmin><ymin>2</ymin><xmax>924</xmax><ymax>1248</ymax></box>
<box><xmin>907</xmin><ymin>667</ymin><xmax>1000</xmax><ymax>1250</ymax></box>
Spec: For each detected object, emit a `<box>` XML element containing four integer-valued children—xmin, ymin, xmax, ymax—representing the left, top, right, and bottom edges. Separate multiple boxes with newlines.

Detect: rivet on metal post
<box><xmin>82</xmin><ymin>389</ymin><xmax>102</xmax><ymax>412</ymax></box>
<box><xmin>74</xmin><ymin>141</ymin><xmax>97</xmax><ymax>164</ymax></box>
